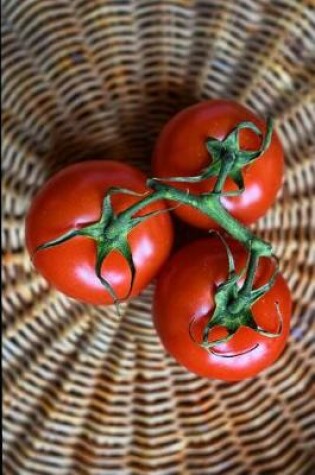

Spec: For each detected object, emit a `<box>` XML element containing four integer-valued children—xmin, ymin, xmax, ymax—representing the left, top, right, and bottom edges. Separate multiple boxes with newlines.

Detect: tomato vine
<box><xmin>33</xmin><ymin>118</ymin><xmax>282</xmax><ymax>348</ymax></box>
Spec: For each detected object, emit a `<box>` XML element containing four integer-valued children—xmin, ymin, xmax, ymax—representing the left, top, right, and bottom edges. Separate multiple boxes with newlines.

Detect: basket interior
<box><xmin>2</xmin><ymin>1</ymin><xmax>315</xmax><ymax>474</ymax></box>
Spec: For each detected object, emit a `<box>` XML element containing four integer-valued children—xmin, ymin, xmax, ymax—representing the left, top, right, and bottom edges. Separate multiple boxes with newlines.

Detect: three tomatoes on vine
<box><xmin>25</xmin><ymin>100</ymin><xmax>291</xmax><ymax>381</ymax></box>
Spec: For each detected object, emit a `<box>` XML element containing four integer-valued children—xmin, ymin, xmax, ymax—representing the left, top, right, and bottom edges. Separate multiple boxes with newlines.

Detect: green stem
<box><xmin>201</xmin><ymin>195</ymin><xmax>253</xmax><ymax>247</ymax></box>
<box><xmin>241</xmin><ymin>251</ymin><xmax>259</xmax><ymax>295</ymax></box>
<box><xmin>121</xmin><ymin>180</ymin><xmax>271</xmax><ymax>258</ymax></box>
<box><xmin>119</xmin><ymin>189</ymin><xmax>166</xmax><ymax>221</ymax></box>
<box><xmin>213</xmin><ymin>153</ymin><xmax>233</xmax><ymax>193</ymax></box>
<box><xmin>229</xmin><ymin>249</ymin><xmax>260</xmax><ymax>314</ymax></box>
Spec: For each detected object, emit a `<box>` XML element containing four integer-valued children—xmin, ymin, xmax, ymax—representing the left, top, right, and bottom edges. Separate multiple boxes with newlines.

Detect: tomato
<box><xmin>26</xmin><ymin>161</ymin><xmax>173</xmax><ymax>305</ymax></box>
<box><xmin>153</xmin><ymin>100</ymin><xmax>284</xmax><ymax>229</ymax></box>
<box><xmin>153</xmin><ymin>238</ymin><xmax>291</xmax><ymax>381</ymax></box>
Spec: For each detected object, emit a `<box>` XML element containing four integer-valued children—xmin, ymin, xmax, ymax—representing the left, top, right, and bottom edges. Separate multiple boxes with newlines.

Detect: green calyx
<box><xmin>189</xmin><ymin>233</ymin><xmax>282</xmax><ymax>352</ymax></box>
<box><xmin>34</xmin><ymin>187</ymin><xmax>169</xmax><ymax>313</ymax></box>
<box><xmin>152</xmin><ymin>118</ymin><xmax>273</xmax><ymax>195</ymax></box>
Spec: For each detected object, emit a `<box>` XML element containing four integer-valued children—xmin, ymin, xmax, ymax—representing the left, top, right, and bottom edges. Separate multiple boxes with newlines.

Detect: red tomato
<box><xmin>153</xmin><ymin>238</ymin><xmax>291</xmax><ymax>381</ymax></box>
<box><xmin>153</xmin><ymin>100</ymin><xmax>284</xmax><ymax>229</ymax></box>
<box><xmin>26</xmin><ymin>161</ymin><xmax>173</xmax><ymax>305</ymax></box>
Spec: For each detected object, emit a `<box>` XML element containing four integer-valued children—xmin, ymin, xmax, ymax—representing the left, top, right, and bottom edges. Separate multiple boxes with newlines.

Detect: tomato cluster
<box><xmin>26</xmin><ymin>100</ymin><xmax>291</xmax><ymax>381</ymax></box>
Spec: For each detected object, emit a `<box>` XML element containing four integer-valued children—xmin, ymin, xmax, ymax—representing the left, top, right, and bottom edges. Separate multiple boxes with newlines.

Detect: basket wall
<box><xmin>2</xmin><ymin>1</ymin><xmax>315</xmax><ymax>474</ymax></box>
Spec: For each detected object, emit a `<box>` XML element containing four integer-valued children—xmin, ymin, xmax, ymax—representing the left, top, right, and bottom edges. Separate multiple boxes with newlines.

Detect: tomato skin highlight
<box><xmin>153</xmin><ymin>238</ymin><xmax>291</xmax><ymax>381</ymax></box>
<box><xmin>153</xmin><ymin>100</ymin><xmax>284</xmax><ymax>229</ymax></box>
<box><xmin>26</xmin><ymin>161</ymin><xmax>174</xmax><ymax>305</ymax></box>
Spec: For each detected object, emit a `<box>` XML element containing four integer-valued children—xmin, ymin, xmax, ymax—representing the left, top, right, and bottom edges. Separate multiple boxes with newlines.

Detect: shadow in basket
<box><xmin>42</xmin><ymin>85</ymin><xmax>201</xmax><ymax>177</ymax></box>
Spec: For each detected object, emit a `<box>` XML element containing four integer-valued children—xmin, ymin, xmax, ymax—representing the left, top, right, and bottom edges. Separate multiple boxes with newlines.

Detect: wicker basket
<box><xmin>2</xmin><ymin>1</ymin><xmax>315</xmax><ymax>474</ymax></box>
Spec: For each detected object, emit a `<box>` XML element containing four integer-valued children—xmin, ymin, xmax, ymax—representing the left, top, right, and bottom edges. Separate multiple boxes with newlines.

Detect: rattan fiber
<box><xmin>2</xmin><ymin>0</ymin><xmax>315</xmax><ymax>474</ymax></box>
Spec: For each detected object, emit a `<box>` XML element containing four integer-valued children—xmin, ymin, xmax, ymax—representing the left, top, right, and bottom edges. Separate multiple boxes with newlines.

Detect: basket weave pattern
<box><xmin>2</xmin><ymin>1</ymin><xmax>315</xmax><ymax>474</ymax></box>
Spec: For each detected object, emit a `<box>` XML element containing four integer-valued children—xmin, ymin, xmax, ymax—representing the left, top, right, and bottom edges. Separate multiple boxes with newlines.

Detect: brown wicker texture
<box><xmin>2</xmin><ymin>0</ymin><xmax>315</xmax><ymax>474</ymax></box>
